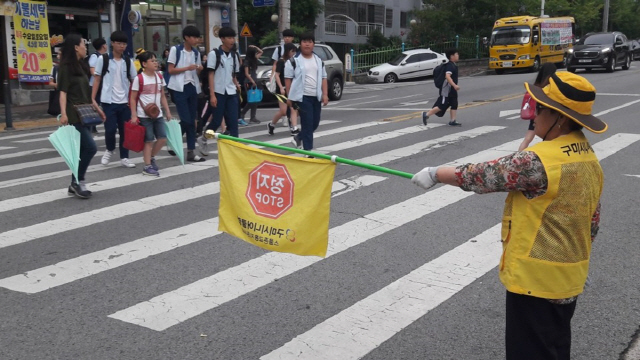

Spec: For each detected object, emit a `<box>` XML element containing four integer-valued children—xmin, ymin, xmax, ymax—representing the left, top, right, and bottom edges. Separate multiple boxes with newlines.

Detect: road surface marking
<box><xmin>0</xmin><ymin>148</ymin><xmax>57</xmax><ymax>160</ymax></box>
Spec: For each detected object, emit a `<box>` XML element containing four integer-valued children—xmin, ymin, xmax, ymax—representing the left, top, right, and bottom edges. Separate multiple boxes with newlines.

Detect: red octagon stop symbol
<box><xmin>246</xmin><ymin>161</ymin><xmax>295</xmax><ymax>219</ymax></box>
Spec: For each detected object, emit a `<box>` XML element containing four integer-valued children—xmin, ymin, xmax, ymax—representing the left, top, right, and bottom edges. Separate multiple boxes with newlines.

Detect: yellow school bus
<box><xmin>489</xmin><ymin>16</ymin><xmax>575</xmax><ymax>74</ymax></box>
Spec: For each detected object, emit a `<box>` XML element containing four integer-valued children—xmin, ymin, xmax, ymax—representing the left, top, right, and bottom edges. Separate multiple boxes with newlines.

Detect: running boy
<box><xmin>92</xmin><ymin>31</ymin><xmax>138</xmax><ymax>168</ymax></box>
<box><xmin>285</xmin><ymin>32</ymin><xmax>328</xmax><ymax>154</ymax></box>
<box><xmin>129</xmin><ymin>52</ymin><xmax>172</xmax><ymax>176</ymax></box>
<box><xmin>422</xmin><ymin>48</ymin><xmax>462</xmax><ymax>127</ymax></box>
<box><xmin>167</xmin><ymin>25</ymin><xmax>205</xmax><ymax>162</ymax></box>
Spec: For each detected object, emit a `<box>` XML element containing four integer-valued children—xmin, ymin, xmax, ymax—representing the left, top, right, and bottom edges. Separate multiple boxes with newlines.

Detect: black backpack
<box><xmin>95</xmin><ymin>53</ymin><xmax>132</xmax><ymax>102</ymax></box>
<box><xmin>433</xmin><ymin>63</ymin><xmax>447</xmax><ymax>89</ymax></box>
<box><xmin>204</xmin><ymin>47</ymin><xmax>241</xmax><ymax>93</ymax></box>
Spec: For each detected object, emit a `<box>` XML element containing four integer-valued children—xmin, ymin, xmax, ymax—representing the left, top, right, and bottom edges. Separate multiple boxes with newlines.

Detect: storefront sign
<box><xmin>13</xmin><ymin>0</ymin><xmax>52</xmax><ymax>82</ymax></box>
<box><xmin>3</xmin><ymin>18</ymin><xmax>19</xmax><ymax>80</ymax></box>
<box><xmin>146</xmin><ymin>0</ymin><xmax>182</xmax><ymax>5</ymax></box>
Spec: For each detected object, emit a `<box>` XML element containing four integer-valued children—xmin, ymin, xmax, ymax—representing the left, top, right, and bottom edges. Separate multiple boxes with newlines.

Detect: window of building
<box><xmin>386</xmin><ymin>9</ymin><xmax>393</xmax><ymax>28</ymax></box>
<box><xmin>400</xmin><ymin>12</ymin><xmax>407</xmax><ymax>28</ymax></box>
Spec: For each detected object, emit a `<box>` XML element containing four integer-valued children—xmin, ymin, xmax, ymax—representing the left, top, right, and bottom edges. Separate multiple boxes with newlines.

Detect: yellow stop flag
<box><xmin>217</xmin><ymin>139</ymin><xmax>336</xmax><ymax>257</ymax></box>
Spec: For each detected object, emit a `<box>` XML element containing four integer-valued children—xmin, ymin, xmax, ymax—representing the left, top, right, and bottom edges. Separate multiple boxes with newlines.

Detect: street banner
<box><xmin>217</xmin><ymin>139</ymin><xmax>335</xmax><ymax>257</ymax></box>
<box><xmin>13</xmin><ymin>0</ymin><xmax>52</xmax><ymax>82</ymax></box>
<box><xmin>541</xmin><ymin>19</ymin><xmax>573</xmax><ymax>45</ymax></box>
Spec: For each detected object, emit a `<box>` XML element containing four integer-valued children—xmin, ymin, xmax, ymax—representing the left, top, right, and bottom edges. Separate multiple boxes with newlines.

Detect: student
<box><xmin>92</xmin><ymin>31</ymin><xmax>137</xmax><ymax>168</ymax></box>
<box><xmin>518</xmin><ymin>63</ymin><xmax>557</xmax><ymax>151</ymax></box>
<box><xmin>129</xmin><ymin>51</ymin><xmax>172</xmax><ymax>176</ymax></box>
<box><xmin>285</xmin><ymin>32</ymin><xmax>328</xmax><ymax>155</ymax></box>
<box><xmin>239</xmin><ymin>45</ymin><xmax>264</xmax><ymax>124</ymax></box>
<box><xmin>167</xmin><ymin>25</ymin><xmax>206</xmax><ymax>162</ymax></box>
<box><xmin>197</xmin><ymin>27</ymin><xmax>242</xmax><ymax>156</ymax></box>
<box><xmin>422</xmin><ymin>48</ymin><xmax>462</xmax><ymax>126</ymax></box>
<box><xmin>267</xmin><ymin>42</ymin><xmax>299</xmax><ymax>136</ymax></box>
<box><xmin>271</xmin><ymin>29</ymin><xmax>296</xmax><ymax>126</ymax></box>
<box><xmin>88</xmin><ymin>38</ymin><xmax>108</xmax><ymax>134</ymax></box>
<box><xmin>58</xmin><ymin>34</ymin><xmax>102</xmax><ymax>198</ymax></box>
<box><xmin>134</xmin><ymin>48</ymin><xmax>146</xmax><ymax>73</ymax></box>
<box><xmin>412</xmin><ymin>72</ymin><xmax>607</xmax><ymax>360</ymax></box>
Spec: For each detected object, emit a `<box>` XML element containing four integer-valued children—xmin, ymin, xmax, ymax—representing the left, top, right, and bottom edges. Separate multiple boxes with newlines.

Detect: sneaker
<box><xmin>187</xmin><ymin>153</ymin><xmax>206</xmax><ymax>162</ymax></box>
<box><xmin>68</xmin><ymin>182</ymin><xmax>91</xmax><ymax>199</ymax></box>
<box><xmin>267</xmin><ymin>122</ymin><xmax>275</xmax><ymax>136</ymax></box>
<box><xmin>291</xmin><ymin>135</ymin><xmax>302</xmax><ymax>149</ymax></box>
<box><xmin>91</xmin><ymin>126</ymin><xmax>99</xmax><ymax>134</ymax></box>
<box><xmin>121</xmin><ymin>158</ymin><xmax>136</xmax><ymax>168</ymax></box>
<box><xmin>79</xmin><ymin>181</ymin><xmax>92</xmax><ymax>196</ymax></box>
<box><xmin>238</xmin><ymin>119</ymin><xmax>249</xmax><ymax>126</ymax></box>
<box><xmin>168</xmin><ymin>149</ymin><xmax>176</xmax><ymax>156</ymax></box>
<box><xmin>197</xmin><ymin>136</ymin><xmax>209</xmax><ymax>156</ymax></box>
<box><xmin>304</xmin><ymin>155</ymin><xmax>315</xmax><ymax>159</ymax></box>
<box><xmin>142</xmin><ymin>165</ymin><xmax>160</xmax><ymax>177</ymax></box>
<box><xmin>101</xmin><ymin>150</ymin><xmax>114</xmax><ymax>165</ymax></box>
<box><xmin>422</xmin><ymin>112</ymin><xmax>429</xmax><ymax>126</ymax></box>
<box><xmin>448</xmin><ymin>120</ymin><xmax>462</xmax><ymax>127</ymax></box>
<box><xmin>150</xmin><ymin>157</ymin><xmax>159</xmax><ymax>171</ymax></box>
<box><xmin>290</xmin><ymin>126</ymin><xmax>300</xmax><ymax>135</ymax></box>
<box><xmin>222</xmin><ymin>130</ymin><xmax>231</xmax><ymax>135</ymax></box>
<box><xmin>249</xmin><ymin>118</ymin><xmax>261</xmax><ymax>124</ymax></box>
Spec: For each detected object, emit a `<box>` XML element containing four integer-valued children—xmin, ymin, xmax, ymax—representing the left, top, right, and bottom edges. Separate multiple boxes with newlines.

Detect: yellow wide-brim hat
<box><xmin>525</xmin><ymin>72</ymin><xmax>608</xmax><ymax>133</ymax></box>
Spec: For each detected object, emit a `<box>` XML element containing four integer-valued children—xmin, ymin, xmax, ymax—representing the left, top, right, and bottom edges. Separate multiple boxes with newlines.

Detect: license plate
<box><xmin>579</xmin><ymin>59</ymin><xmax>591</xmax><ymax>63</ymax></box>
<box><xmin>503</xmin><ymin>61</ymin><xmax>513</xmax><ymax>67</ymax></box>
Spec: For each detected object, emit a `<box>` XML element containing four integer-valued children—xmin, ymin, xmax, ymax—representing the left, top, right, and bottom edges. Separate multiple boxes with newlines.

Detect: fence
<box><xmin>325</xmin><ymin>20</ymin><xmax>347</xmax><ymax>36</ymax></box>
<box><xmin>350</xmin><ymin>35</ymin><xmax>490</xmax><ymax>74</ymax></box>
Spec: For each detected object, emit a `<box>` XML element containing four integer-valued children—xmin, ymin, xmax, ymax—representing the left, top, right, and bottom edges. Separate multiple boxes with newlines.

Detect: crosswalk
<box><xmin>0</xmin><ymin>114</ymin><xmax>638</xmax><ymax>359</ymax></box>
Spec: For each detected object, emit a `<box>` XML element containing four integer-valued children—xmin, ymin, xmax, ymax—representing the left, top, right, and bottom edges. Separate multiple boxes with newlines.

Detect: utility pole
<box><xmin>109</xmin><ymin>0</ymin><xmax>116</xmax><ymax>32</ymax></box>
<box><xmin>278</xmin><ymin>0</ymin><xmax>290</xmax><ymax>41</ymax></box>
<box><xmin>230</xmin><ymin>0</ymin><xmax>238</xmax><ymax>43</ymax></box>
<box><xmin>181</xmin><ymin>0</ymin><xmax>187</xmax><ymax>29</ymax></box>
<box><xmin>602</xmin><ymin>0</ymin><xmax>610</xmax><ymax>32</ymax></box>
<box><xmin>540</xmin><ymin>0</ymin><xmax>545</xmax><ymax>16</ymax></box>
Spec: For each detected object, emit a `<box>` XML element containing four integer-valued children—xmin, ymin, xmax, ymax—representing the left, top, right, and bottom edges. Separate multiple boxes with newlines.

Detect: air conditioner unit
<box><xmin>146</xmin><ymin>9</ymin><xmax>173</xmax><ymax>18</ymax></box>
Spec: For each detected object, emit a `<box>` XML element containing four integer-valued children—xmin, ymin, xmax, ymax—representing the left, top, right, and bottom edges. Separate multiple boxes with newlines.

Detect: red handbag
<box><xmin>124</xmin><ymin>121</ymin><xmax>146</xmax><ymax>152</ymax></box>
<box><xmin>520</xmin><ymin>92</ymin><xmax>536</xmax><ymax>120</ymax></box>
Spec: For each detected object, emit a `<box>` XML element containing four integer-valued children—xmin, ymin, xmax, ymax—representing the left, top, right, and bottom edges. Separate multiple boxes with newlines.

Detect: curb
<box><xmin>3</xmin><ymin>117</ymin><xmax>59</xmax><ymax>131</ymax></box>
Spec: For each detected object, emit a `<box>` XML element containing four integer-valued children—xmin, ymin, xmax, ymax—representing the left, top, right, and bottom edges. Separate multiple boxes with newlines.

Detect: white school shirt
<box><xmin>167</xmin><ymin>46</ymin><xmax>202</xmax><ymax>94</ymax></box>
<box><xmin>88</xmin><ymin>53</ymin><xmax>99</xmax><ymax>86</ymax></box>
<box><xmin>94</xmin><ymin>54</ymin><xmax>137</xmax><ymax>104</ymax></box>
<box><xmin>131</xmin><ymin>72</ymin><xmax>166</xmax><ymax>119</ymax></box>
<box><xmin>301</xmin><ymin>56</ymin><xmax>318</xmax><ymax>96</ymax></box>
<box><xmin>207</xmin><ymin>48</ymin><xmax>240</xmax><ymax>95</ymax></box>
<box><xmin>111</xmin><ymin>59</ymin><xmax>127</xmax><ymax>103</ymax></box>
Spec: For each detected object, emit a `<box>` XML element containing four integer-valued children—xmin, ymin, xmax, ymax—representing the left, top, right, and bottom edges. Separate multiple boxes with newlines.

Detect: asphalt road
<box><xmin>0</xmin><ymin>65</ymin><xmax>639</xmax><ymax>360</ymax></box>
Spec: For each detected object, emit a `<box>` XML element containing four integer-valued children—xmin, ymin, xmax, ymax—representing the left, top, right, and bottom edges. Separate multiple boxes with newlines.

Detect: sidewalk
<box><xmin>1</xmin><ymin>102</ymin><xmax>59</xmax><ymax>131</ymax></box>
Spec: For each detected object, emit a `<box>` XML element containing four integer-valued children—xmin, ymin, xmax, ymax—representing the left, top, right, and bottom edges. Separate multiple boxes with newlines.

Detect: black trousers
<box><xmin>506</xmin><ymin>291</ymin><xmax>577</xmax><ymax>360</ymax></box>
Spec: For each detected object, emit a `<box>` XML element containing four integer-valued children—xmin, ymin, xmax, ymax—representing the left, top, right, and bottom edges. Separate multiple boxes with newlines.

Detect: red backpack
<box><xmin>520</xmin><ymin>92</ymin><xmax>536</xmax><ymax>120</ymax></box>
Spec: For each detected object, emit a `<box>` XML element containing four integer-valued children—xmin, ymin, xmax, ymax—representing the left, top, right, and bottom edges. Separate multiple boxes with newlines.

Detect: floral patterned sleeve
<box><xmin>454</xmin><ymin>151</ymin><xmax>548</xmax><ymax>197</ymax></box>
<box><xmin>591</xmin><ymin>201</ymin><xmax>601</xmax><ymax>242</ymax></box>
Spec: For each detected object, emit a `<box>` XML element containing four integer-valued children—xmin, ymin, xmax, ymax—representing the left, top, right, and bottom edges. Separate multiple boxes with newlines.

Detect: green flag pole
<box><xmin>209</xmin><ymin>131</ymin><xmax>415</xmax><ymax>180</ymax></box>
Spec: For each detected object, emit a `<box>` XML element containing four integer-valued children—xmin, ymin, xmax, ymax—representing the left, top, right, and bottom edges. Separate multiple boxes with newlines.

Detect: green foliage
<box><xmin>237</xmin><ymin>0</ymin><xmax>323</xmax><ymax>47</ymax></box>
<box><xmin>257</xmin><ymin>25</ymin><xmax>308</xmax><ymax>47</ymax></box>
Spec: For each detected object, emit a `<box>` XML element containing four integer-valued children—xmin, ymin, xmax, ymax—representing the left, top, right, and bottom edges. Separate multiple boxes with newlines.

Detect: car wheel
<box><xmin>607</xmin><ymin>56</ymin><xmax>616</xmax><ymax>72</ymax></box>
<box><xmin>530</xmin><ymin>57</ymin><xmax>541</xmax><ymax>73</ymax></box>
<box><xmin>495</xmin><ymin>69</ymin><xmax>504</xmax><ymax>75</ymax></box>
<box><xmin>328</xmin><ymin>77</ymin><xmax>343</xmax><ymax>101</ymax></box>
<box><xmin>622</xmin><ymin>55</ymin><xmax>631</xmax><ymax>70</ymax></box>
<box><xmin>384</xmin><ymin>73</ymin><xmax>398</xmax><ymax>83</ymax></box>
<box><xmin>567</xmin><ymin>67</ymin><xmax>576</xmax><ymax>73</ymax></box>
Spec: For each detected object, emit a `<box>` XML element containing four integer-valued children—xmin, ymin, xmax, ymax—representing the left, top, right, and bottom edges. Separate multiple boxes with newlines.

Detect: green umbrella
<box><xmin>48</xmin><ymin>125</ymin><xmax>80</xmax><ymax>181</ymax></box>
<box><xmin>164</xmin><ymin>118</ymin><xmax>185</xmax><ymax>165</ymax></box>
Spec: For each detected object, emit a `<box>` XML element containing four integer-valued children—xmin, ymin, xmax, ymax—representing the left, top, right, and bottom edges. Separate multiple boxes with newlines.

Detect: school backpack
<box><xmin>433</xmin><ymin>62</ymin><xmax>447</xmax><ymax>89</ymax></box>
<box><xmin>202</xmin><ymin>47</ymin><xmax>241</xmax><ymax>95</ymax></box>
<box><xmin>84</xmin><ymin>51</ymin><xmax>101</xmax><ymax>78</ymax></box>
<box><xmin>95</xmin><ymin>53</ymin><xmax>132</xmax><ymax>102</ymax></box>
<box><xmin>169</xmin><ymin>43</ymin><xmax>200</xmax><ymax>86</ymax></box>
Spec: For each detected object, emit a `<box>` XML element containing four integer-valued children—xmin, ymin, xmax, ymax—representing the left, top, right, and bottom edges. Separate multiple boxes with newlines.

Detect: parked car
<box><xmin>367</xmin><ymin>49</ymin><xmax>448</xmax><ymax>83</ymax></box>
<box><xmin>256</xmin><ymin>43</ymin><xmax>344</xmax><ymax>102</ymax></box>
<box><xmin>630</xmin><ymin>40</ymin><xmax>640</xmax><ymax>61</ymax></box>
<box><xmin>567</xmin><ymin>31</ymin><xmax>632</xmax><ymax>73</ymax></box>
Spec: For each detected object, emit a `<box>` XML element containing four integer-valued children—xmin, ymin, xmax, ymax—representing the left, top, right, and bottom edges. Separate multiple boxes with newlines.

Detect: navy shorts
<box><xmin>434</xmin><ymin>94</ymin><xmax>459</xmax><ymax>115</ymax></box>
<box><xmin>139</xmin><ymin>117</ymin><xmax>167</xmax><ymax>143</ymax></box>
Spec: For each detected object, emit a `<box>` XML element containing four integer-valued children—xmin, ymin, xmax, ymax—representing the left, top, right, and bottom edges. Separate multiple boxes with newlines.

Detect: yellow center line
<box><xmin>383</xmin><ymin>92</ymin><xmax>523</xmax><ymax>123</ymax></box>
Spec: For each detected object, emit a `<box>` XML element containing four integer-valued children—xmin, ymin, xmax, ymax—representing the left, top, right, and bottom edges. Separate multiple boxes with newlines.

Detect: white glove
<box><xmin>412</xmin><ymin>166</ymin><xmax>440</xmax><ymax>190</ymax></box>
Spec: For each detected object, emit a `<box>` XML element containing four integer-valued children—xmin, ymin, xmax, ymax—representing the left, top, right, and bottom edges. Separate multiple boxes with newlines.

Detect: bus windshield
<box><xmin>491</xmin><ymin>26</ymin><xmax>531</xmax><ymax>46</ymax></box>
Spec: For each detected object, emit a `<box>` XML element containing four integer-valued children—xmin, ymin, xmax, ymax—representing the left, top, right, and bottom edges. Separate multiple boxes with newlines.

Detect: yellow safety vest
<box><xmin>499</xmin><ymin>130</ymin><xmax>603</xmax><ymax>299</ymax></box>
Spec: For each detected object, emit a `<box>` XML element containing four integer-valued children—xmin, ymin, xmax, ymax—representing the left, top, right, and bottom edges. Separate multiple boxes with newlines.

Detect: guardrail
<box><xmin>325</xmin><ymin>20</ymin><xmax>347</xmax><ymax>36</ymax></box>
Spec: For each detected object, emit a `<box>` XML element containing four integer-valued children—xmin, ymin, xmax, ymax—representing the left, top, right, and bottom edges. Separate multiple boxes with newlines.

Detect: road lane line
<box><xmin>0</xmin><ymin>148</ymin><xmax>57</xmax><ymax>160</ymax></box>
<box><xmin>332</xmin><ymin>94</ymin><xmax>422</xmax><ymax>108</ymax></box>
<box><xmin>260</xmin><ymin>132</ymin><xmax>639</xmax><ymax>359</ymax></box>
<box><xmin>260</xmin><ymin>224</ymin><xmax>502</xmax><ymax>360</ymax></box>
<box><xmin>0</xmin><ymin>175</ymin><xmax>387</xmax><ymax>293</ymax></box>
<box><xmin>0</xmin><ymin>146</ymin><xmax>15</xmax><ymax>151</ymax></box>
<box><xmin>0</xmin><ymin>130</ymin><xmax>56</xmax><ymax>141</ymax></box>
<box><xmin>316</xmin><ymin>124</ymin><xmax>444</xmax><ymax>152</ymax></box>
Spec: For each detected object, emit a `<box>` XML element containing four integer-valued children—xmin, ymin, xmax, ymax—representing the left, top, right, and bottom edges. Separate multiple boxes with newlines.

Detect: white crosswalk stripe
<box><xmin>0</xmin><ymin>114</ymin><xmax>638</xmax><ymax>360</ymax></box>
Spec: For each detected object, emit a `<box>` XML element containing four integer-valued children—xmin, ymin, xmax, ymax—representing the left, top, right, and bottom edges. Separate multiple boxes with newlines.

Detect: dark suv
<box><xmin>567</xmin><ymin>32</ymin><xmax>631</xmax><ymax>73</ymax></box>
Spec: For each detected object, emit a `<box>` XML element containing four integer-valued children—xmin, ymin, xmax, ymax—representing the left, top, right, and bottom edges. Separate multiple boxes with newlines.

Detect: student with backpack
<box><xmin>92</xmin><ymin>31</ymin><xmax>138</xmax><ymax>168</ymax></box>
<box><xmin>271</xmin><ymin>29</ymin><xmax>295</xmax><ymax>78</ymax></box>
<box><xmin>197</xmin><ymin>27</ymin><xmax>242</xmax><ymax>156</ymax></box>
<box><xmin>422</xmin><ymin>48</ymin><xmax>462</xmax><ymax>127</ymax></box>
<box><xmin>267</xmin><ymin>42</ymin><xmax>299</xmax><ymax>136</ymax></box>
<box><xmin>88</xmin><ymin>38</ymin><xmax>108</xmax><ymax>134</ymax></box>
<box><xmin>285</xmin><ymin>32</ymin><xmax>328</xmax><ymax>155</ymax></box>
<box><xmin>129</xmin><ymin>51</ymin><xmax>172</xmax><ymax>176</ymax></box>
<box><xmin>167</xmin><ymin>25</ymin><xmax>205</xmax><ymax>162</ymax></box>
<box><xmin>239</xmin><ymin>45</ymin><xmax>264</xmax><ymax>124</ymax></box>
<box><xmin>518</xmin><ymin>63</ymin><xmax>556</xmax><ymax>151</ymax></box>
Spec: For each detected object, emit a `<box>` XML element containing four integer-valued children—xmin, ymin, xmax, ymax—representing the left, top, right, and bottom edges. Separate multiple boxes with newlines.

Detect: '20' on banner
<box><xmin>13</xmin><ymin>0</ymin><xmax>52</xmax><ymax>82</ymax></box>
<box><xmin>217</xmin><ymin>140</ymin><xmax>336</xmax><ymax>257</ymax></box>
